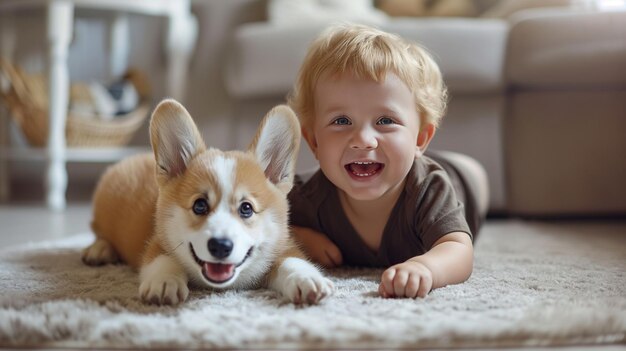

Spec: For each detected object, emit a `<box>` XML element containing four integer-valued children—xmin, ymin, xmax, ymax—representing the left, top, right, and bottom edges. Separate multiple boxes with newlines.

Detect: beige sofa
<box><xmin>222</xmin><ymin>3</ymin><xmax>626</xmax><ymax>216</ymax></box>
<box><xmin>505</xmin><ymin>8</ymin><xmax>626</xmax><ymax>216</ymax></box>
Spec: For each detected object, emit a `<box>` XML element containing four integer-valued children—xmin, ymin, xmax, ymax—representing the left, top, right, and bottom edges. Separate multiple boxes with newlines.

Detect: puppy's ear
<box><xmin>248</xmin><ymin>105</ymin><xmax>301</xmax><ymax>194</ymax></box>
<box><xmin>150</xmin><ymin>99</ymin><xmax>206</xmax><ymax>182</ymax></box>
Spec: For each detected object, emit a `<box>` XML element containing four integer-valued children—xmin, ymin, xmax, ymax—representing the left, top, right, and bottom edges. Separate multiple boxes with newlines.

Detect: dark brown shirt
<box><xmin>288</xmin><ymin>156</ymin><xmax>472</xmax><ymax>267</ymax></box>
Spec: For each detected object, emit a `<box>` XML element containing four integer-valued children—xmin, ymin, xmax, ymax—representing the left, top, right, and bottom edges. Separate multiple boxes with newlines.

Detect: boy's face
<box><xmin>305</xmin><ymin>71</ymin><xmax>434</xmax><ymax>202</ymax></box>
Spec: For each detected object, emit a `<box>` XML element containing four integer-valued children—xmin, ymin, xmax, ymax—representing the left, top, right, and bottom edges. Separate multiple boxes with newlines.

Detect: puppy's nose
<box><xmin>208</xmin><ymin>238</ymin><xmax>233</xmax><ymax>259</ymax></box>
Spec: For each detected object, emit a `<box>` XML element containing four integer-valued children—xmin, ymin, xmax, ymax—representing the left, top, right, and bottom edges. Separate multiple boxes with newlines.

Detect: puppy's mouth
<box><xmin>189</xmin><ymin>243</ymin><xmax>253</xmax><ymax>284</ymax></box>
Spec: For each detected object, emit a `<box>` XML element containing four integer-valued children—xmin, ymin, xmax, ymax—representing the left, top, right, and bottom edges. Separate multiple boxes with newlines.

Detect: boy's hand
<box><xmin>379</xmin><ymin>259</ymin><xmax>433</xmax><ymax>298</ymax></box>
<box><xmin>291</xmin><ymin>226</ymin><xmax>343</xmax><ymax>268</ymax></box>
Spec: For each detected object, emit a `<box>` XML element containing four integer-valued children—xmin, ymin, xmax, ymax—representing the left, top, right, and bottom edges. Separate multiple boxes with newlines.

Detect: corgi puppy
<box><xmin>82</xmin><ymin>99</ymin><xmax>333</xmax><ymax>305</ymax></box>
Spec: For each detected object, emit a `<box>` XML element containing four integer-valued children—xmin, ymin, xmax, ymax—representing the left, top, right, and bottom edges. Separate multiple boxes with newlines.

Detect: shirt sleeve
<box><xmin>414</xmin><ymin>170</ymin><xmax>472</xmax><ymax>250</ymax></box>
<box><xmin>287</xmin><ymin>174</ymin><xmax>323</xmax><ymax>232</ymax></box>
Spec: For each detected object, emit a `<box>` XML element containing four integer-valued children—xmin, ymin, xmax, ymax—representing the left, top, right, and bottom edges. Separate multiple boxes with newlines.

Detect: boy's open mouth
<box><xmin>189</xmin><ymin>243</ymin><xmax>253</xmax><ymax>284</ymax></box>
<box><xmin>345</xmin><ymin>161</ymin><xmax>384</xmax><ymax>177</ymax></box>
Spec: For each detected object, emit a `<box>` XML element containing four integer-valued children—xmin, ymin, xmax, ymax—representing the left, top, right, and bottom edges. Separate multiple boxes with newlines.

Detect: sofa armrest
<box><xmin>507</xmin><ymin>8</ymin><xmax>626</xmax><ymax>88</ymax></box>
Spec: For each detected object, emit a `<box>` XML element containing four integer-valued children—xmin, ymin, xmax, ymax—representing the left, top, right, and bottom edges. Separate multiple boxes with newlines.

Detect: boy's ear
<box><xmin>416</xmin><ymin>123</ymin><xmax>436</xmax><ymax>158</ymax></box>
<box><xmin>248</xmin><ymin>105</ymin><xmax>301</xmax><ymax>194</ymax></box>
<box><xmin>302</xmin><ymin>127</ymin><xmax>318</xmax><ymax>159</ymax></box>
<box><xmin>150</xmin><ymin>99</ymin><xmax>206</xmax><ymax>183</ymax></box>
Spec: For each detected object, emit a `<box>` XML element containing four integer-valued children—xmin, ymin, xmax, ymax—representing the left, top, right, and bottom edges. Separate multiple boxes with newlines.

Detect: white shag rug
<box><xmin>0</xmin><ymin>220</ymin><xmax>625</xmax><ymax>349</ymax></box>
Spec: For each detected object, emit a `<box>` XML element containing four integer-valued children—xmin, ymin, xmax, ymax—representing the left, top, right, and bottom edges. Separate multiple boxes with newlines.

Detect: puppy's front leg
<box><xmin>139</xmin><ymin>249</ymin><xmax>189</xmax><ymax>305</ymax></box>
<box><xmin>268</xmin><ymin>248</ymin><xmax>334</xmax><ymax>304</ymax></box>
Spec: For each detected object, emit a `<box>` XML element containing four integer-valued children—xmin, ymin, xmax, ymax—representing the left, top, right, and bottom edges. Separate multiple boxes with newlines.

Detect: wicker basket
<box><xmin>0</xmin><ymin>60</ymin><xmax>150</xmax><ymax>147</ymax></box>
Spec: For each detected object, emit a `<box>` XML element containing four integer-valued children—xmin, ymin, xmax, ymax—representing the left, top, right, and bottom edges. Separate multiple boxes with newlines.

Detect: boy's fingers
<box><xmin>378</xmin><ymin>283</ymin><xmax>389</xmax><ymax>298</ymax></box>
<box><xmin>317</xmin><ymin>252</ymin><xmax>337</xmax><ymax>268</ymax></box>
<box><xmin>393</xmin><ymin>270</ymin><xmax>409</xmax><ymax>297</ymax></box>
<box><xmin>405</xmin><ymin>274</ymin><xmax>420</xmax><ymax>298</ymax></box>
<box><xmin>322</xmin><ymin>254</ymin><xmax>337</xmax><ymax>268</ymax></box>
<box><xmin>381</xmin><ymin>268</ymin><xmax>396</xmax><ymax>297</ymax></box>
<box><xmin>325</xmin><ymin>245</ymin><xmax>343</xmax><ymax>266</ymax></box>
<box><xmin>318</xmin><ymin>258</ymin><xmax>334</xmax><ymax>268</ymax></box>
<box><xmin>416</xmin><ymin>274</ymin><xmax>432</xmax><ymax>298</ymax></box>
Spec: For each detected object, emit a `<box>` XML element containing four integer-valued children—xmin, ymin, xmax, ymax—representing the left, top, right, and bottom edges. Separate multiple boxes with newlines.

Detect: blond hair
<box><xmin>288</xmin><ymin>23</ymin><xmax>448</xmax><ymax>135</ymax></box>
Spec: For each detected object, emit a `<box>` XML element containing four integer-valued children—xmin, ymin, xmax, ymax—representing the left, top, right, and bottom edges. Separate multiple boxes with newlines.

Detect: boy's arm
<box><xmin>379</xmin><ymin>232</ymin><xmax>473</xmax><ymax>298</ymax></box>
<box><xmin>291</xmin><ymin>226</ymin><xmax>343</xmax><ymax>268</ymax></box>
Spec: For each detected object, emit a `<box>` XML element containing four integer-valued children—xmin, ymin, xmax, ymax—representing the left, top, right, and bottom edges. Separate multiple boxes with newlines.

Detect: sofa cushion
<box><xmin>225</xmin><ymin>18</ymin><xmax>507</xmax><ymax>99</ymax></box>
<box><xmin>506</xmin><ymin>90</ymin><xmax>626</xmax><ymax>215</ymax></box>
<box><xmin>507</xmin><ymin>8</ymin><xmax>626</xmax><ymax>88</ymax></box>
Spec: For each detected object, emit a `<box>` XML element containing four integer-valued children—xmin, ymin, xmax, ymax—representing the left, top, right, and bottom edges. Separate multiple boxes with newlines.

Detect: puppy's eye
<box><xmin>192</xmin><ymin>198</ymin><xmax>209</xmax><ymax>215</ymax></box>
<box><xmin>238</xmin><ymin>202</ymin><xmax>254</xmax><ymax>219</ymax></box>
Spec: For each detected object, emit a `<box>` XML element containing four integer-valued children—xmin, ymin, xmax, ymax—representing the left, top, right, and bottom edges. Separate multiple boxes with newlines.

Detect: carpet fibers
<box><xmin>0</xmin><ymin>220</ymin><xmax>625</xmax><ymax>349</ymax></box>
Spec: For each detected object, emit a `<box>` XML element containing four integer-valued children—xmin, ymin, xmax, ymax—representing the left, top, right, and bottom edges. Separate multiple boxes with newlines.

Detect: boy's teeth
<box><xmin>347</xmin><ymin>162</ymin><xmax>382</xmax><ymax>176</ymax></box>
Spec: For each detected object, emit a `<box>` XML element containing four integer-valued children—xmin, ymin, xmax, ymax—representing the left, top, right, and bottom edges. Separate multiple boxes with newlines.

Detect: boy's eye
<box><xmin>332</xmin><ymin>116</ymin><xmax>351</xmax><ymax>125</ymax></box>
<box><xmin>377</xmin><ymin>117</ymin><xmax>395</xmax><ymax>125</ymax></box>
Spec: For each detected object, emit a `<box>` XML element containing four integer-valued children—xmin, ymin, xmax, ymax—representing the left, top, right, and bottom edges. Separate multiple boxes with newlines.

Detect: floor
<box><xmin>0</xmin><ymin>202</ymin><xmax>92</xmax><ymax>247</ymax></box>
<box><xmin>0</xmin><ymin>202</ymin><xmax>624</xmax><ymax>351</ymax></box>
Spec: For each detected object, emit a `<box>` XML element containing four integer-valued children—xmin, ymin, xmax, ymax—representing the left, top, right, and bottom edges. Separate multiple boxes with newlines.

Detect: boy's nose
<box><xmin>350</xmin><ymin>128</ymin><xmax>378</xmax><ymax>150</ymax></box>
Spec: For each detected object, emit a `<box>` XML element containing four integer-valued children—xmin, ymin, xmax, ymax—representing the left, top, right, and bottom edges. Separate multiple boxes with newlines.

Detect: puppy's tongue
<box><xmin>203</xmin><ymin>263</ymin><xmax>235</xmax><ymax>283</ymax></box>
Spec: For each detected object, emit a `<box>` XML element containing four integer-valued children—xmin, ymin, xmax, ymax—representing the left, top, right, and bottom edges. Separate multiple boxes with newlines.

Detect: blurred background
<box><xmin>0</xmin><ymin>0</ymin><xmax>625</xmax><ymax>219</ymax></box>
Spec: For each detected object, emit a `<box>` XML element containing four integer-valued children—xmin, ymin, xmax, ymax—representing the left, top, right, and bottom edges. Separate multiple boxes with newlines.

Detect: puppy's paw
<box><xmin>139</xmin><ymin>274</ymin><xmax>189</xmax><ymax>305</ymax></box>
<box><xmin>82</xmin><ymin>238</ymin><xmax>119</xmax><ymax>266</ymax></box>
<box><xmin>283</xmin><ymin>272</ymin><xmax>334</xmax><ymax>305</ymax></box>
<box><xmin>139</xmin><ymin>255</ymin><xmax>189</xmax><ymax>305</ymax></box>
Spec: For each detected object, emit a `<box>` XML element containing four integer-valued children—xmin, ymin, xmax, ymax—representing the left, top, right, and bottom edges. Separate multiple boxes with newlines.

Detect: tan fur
<box><xmin>247</xmin><ymin>105</ymin><xmax>301</xmax><ymax>193</ymax></box>
<box><xmin>91</xmin><ymin>153</ymin><xmax>158</xmax><ymax>268</ymax></box>
<box><xmin>234</xmin><ymin>158</ymin><xmax>309</xmax><ymax>284</ymax></box>
<box><xmin>90</xmin><ymin>102</ymin><xmax>216</xmax><ymax>270</ymax></box>
<box><xmin>266</xmin><ymin>242</ymin><xmax>309</xmax><ymax>286</ymax></box>
<box><xmin>86</xmin><ymin>100</ymin><xmax>331</xmax><ymax>305</ymax></box>
<box><xmin>149</xmin><ymin>101</ymin><xmax>206</xmax><ymax>187</ymax></box>
<box><xmin>142</xmin><ymin>238</ymin><xmax>167</xmax><ymax>266</ymax></box>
